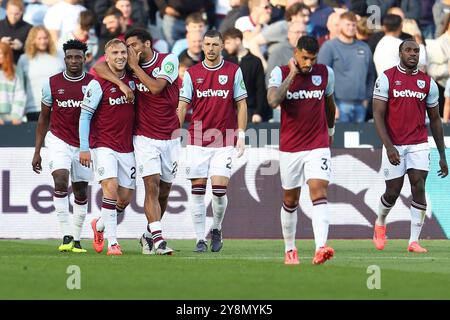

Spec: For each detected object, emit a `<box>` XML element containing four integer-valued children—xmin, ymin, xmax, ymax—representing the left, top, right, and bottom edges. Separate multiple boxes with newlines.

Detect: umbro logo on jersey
<box><xmin>196</xmin><ymin>89</ymin><xmax>230</xmax><ymax>99</ymax></box>
<box><xmin>196</xmin><ymin>78</ymin><xmax>204</xmax><ymax>84</ymax></box>
<box><xmin>110</xmin><ymin>87</ymin><xmax>117</xmax><ymax>93</ymax></box>
<box><xmin>56</xmin><ymin>99</ymin><xmax>82</xmax><ymax>108</ymax></box>
<box><xmin>392</xmin><ymin>89</ymin><xmax>426</xmax><ymax>100</ymax></box>
<box><xmin>286</xmin><ymin>90</ymin><xmax>324</xmax><ymax>100</ymax></box>
<box><xmin>58</xmin><ymin>89</ymin><xmax>65</xmax><ymax>95</ymax></box>
<box><xmin>395</xmin><ymin>81</ymin><xmax>402</xmax><ymax>86</ymax></box>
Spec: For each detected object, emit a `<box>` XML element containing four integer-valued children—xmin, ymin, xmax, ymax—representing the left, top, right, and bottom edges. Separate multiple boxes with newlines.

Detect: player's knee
<box><xmin>212</xmin><ymin>185</ymin><xmax>227</xmax><ymax>197</ymax></box>
<box><xmin>411</xmin><ymin>181</ymin><xmax>425</xmax><ymax>196</ymax></box>
<box><xmin>116</xmin><ymin>202</ymin><xmax>128</xmax><ymax>215</ymax></box>
<box><xmin>191</xmin><ymin>184</ymin><xmax>206</xmax><ymax>196</ymax></box>
<box><xmin>145</xmin><ymin>176</ymin><xmax>160</xmax><ymax>196</ymax></box>
<box><xmin>385</xmin><ymin>188</ymin><xmax>400</xmax><ymax>203</ymax></box>
<box><xmin>53</xmin><ymin>179</ymin><xmax>68</xmax><ymax>193</ymax></box>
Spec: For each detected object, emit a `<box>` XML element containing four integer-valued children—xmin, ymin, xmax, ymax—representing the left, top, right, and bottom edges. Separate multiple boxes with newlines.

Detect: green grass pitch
<box><xmin>1</xmin><ymin>239</ymin><xmax>449</xmax><ymax>300</ymax></box>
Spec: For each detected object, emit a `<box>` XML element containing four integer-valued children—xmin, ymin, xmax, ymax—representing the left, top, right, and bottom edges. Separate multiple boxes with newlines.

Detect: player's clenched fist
<box><xmin>32</xmin><ymin>153</ymin><xmax>42</xmax><ymax>174</ymax></box>
<box><xmin>79</xmin><ymin>151</ymin><xmax>91</xmax><ymax>168</ymax></box>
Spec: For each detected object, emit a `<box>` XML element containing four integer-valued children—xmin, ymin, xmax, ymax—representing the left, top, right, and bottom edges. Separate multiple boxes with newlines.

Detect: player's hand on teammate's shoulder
<box><xmin>79</xmin><ymin>151</ymin><xmax>91</xmax><ymax>168</ymax></box>
<box><xmin>438</xmin><ymin>157</ymin><xmax>448</xmax><ymax>178</ymax></box>
<box><xmin>386</xmin><ymin>146</ymin><xmax>401</xmax><ymax>166</ymax></box>
<box><xmin>32</xmin><ymin>153</ymin><xmax>42</xmax><ymax>174</ymax></box>
<box><xmin>288</xmin><ymin>58</ymin><xmax>299</xmax><ymax>76</ymax></box>
<box><xmin>118</xmin><ymin>81</ymin><xmax>134</xmax><ymax>103</ymax></box>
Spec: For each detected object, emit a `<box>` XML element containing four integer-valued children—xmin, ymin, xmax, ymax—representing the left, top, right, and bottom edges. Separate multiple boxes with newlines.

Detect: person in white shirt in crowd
<box><xmin>16</xmin><ymin>25</ymin><xmax>64</xmax><ymax>122</ymax></box>
<box><xmin>234</xmin><ymin>0</ymin><xmax>272</xmax><ymax>49</ymax></box>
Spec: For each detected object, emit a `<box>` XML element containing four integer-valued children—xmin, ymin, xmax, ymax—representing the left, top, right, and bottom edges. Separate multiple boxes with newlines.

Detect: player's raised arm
<box><xmin>93</xmin><ymin>60</ymin><xmax>134</xmax><ymax>103</ymax></box>
<box><xmin>267</xmin><ymin>59</ymin><xmax>298</xmax><ymax>108</ymax></box>
<box><xmin>128</xmin><ymin>48</ymin><xmax>178</xmax><ymax>95</ymax></box>
<box><xmin>373</xmin><ymin>74</ymin><xmax>400</xmax><ymax>166</ymax></box>
<box><xmin>426</xmin><ymin>80</ymin><xmax>448</xmax><ymax>178</ymax></box>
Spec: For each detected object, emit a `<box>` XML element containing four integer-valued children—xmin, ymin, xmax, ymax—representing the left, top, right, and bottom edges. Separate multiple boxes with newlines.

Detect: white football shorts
<box><xmin>133</xmin><ymin>135</ymin><xmax>181</xmax><ymax>183</ymax></box>
<box><xmin>381</xmin><ymin>142</ymin><xmax>430</xmax><ymax>180</ymax></box>
<box><xmin>185</xmin><ymin>145</ymin><xmax>234</xmax><ymax>179</ymax></box>
<box><xmin>92</xmin><ymin>147</ymin><xmax>136</xmax><ymax>189</ymax></box>
<box><xmin>45</xmin><ymin>131</ymin><xmax>92</xmax><ymax>182</ymax></box>
<box><xmin>279</xmin><ymin>147</ymin><xmax>331</xmax><ymax>190</ymax></box>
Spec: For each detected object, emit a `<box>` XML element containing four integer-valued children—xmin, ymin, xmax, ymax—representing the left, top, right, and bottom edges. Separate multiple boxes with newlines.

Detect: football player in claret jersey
<box><xmin>32</xmin><ymin>39</ymin><xmax>93</xmax><ymax>253</ymax></box>
<box><xmin>79</xmin><ymin>38</ymin><xmax>136</xmax><ymax>256</ymax></box>
<box><xmin>93</xmin><ymin>28</ymin><xmax>179</xmax><ymax>255</ymax></box>
<box><xmin>178</xmin><ymin>30</ymin><xmax>248</xmax><ymax>253</ymax></box>
<box><xmin>267</xmin><ymin>36</ymin><xmax>337</xmax><ymax>265</ymax></box>
<box><xmin>372</xmin><ymin>39</ymin><xmax>448</xmax><ymax>253</ymax></box>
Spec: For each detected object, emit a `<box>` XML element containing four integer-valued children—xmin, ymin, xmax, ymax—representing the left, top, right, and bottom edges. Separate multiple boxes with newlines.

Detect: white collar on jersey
<box><xmin>141</xmin><ymin>51</ymin><xmax>158</xmax><ymax>68</ymax></box>
<box><xmin>202</xmin><ymin>57</ymin><xmax>224</xmax><ymax>71</ymax></box>
<box><xmin>397</xmin><ymin>64</ymin><xmax>418</xmax><ymax>75</ymax></box>
<box><xmin>63</xmin><ymin>71</ymin><xmax>86</xmax><ymax>82</ymax></box>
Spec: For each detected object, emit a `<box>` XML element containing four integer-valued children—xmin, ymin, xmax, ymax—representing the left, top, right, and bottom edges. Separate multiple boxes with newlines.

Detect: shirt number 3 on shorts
<box><xmin>321</xmin><ymin>158</ymin><xmax>329</xmax><ymax>170</ymax></box>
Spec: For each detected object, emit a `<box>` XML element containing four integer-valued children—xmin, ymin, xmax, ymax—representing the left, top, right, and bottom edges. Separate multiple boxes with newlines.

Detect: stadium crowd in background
<box><xmin>1</xmin><ymin>0</ymin><xmax>450</xmax><ymax>124</ymax></box>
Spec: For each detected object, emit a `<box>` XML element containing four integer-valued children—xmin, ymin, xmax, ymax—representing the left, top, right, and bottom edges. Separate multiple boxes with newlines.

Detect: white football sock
<box><xmin>376</xmin><ymin>196</ymin><xmax>394</xmax><ymax>226</ymax></box>
<box><xmin>96</xmin><ymin>216</ymin><xmax>105</xmax><ymax>232</ymax></box>
<box><xmin>190</xmin><ymin>193</ymin><xmax>206</xmax><ymax>242</ymax></box>
<box><xmin>102</xmin><ymin>198</ymin><xmax>118</xmax><ymax>247</ymax></box>
<box><xmin>72</xmin><ymin>198</ymin><xmax>88</xmax><ymax>241</ymax></box>
<box><xmin>211</xmin><ymin>194</ymin><xmax>228</xmax><ymax>230</ymax></box>
<box><xmin>149</xmin><ymin>221</ymin><xmax>164</xmax><ymax>248</ymax></box>
<box><xmin>312</xmin><ymin>199</ymin><xmax>329</xmax><ymax>251</ymax></box>
<box><xmin>54</xmin><ymin>192</ymin><xmax>71</xmax><ymax>237</ymax></box>
<box><xmin>409</xmin><ymin>202</ymin><xmax>426</xmax><ymax>244</ymax></box>
<box><xmin>280</xmin><ymin>203</ymin><xmax>297</xmax><ymax>252</ymax></box>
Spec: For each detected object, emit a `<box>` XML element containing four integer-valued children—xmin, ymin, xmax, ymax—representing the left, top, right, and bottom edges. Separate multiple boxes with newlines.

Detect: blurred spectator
<box><xmin>223</xmin><ymin>27</ymin><xmax>270</xmax><ymax>123</ymax></box>
<box><xmin>155</xmin><ymin>0</ymin><xmax>213</xmax><ymax>47</ymax></box>
<box><xmin>96</xmin><ymin>7</ymin><xmax>128</xmax><ymax>58</ymax></box>
<box><xmin>318</xmin><ymin>11</ymin><xmax>375</xmax><ymax>123</ymax></box>
<box><xmin>177</xmin><ymin>54</ymin><xmax>194</xmax><ymax>122</ymax></box>
<box><xmin>427</xmin><ymin>13</ymin><xmax>450</xmax><ymax>115</ymax></box>
<box><xmin>178</xmin><ymin>30</ymin><xmax>203</xmax><ymax>65</ymax></box>
<box><xmin>215</xmin><ymin>0</ymin><xmax>232</xmax><ymax>29</ymax></box>
<box><xmin>0</xmin><ymin>0</ymin><xmax>5</xmax><ymax>20</ymax></box>
<box><xmin>235</xmin><ymin>0</ymin><xmax>272</xmax><ymax>47</ymax></box>
<box><xmin>348</xmin><ymin>0</ymin><xmax>367</xmax><ymax>16</ymax></box>
<box><xmin>317</xmin><ymin>10</ymin><xmax>340</xmax><ymax>46</ymax></box>
<box><xmin>23</xmin><ymin>0</ymin><xmax>48</xmax><ymax>26</ymax></box>
<box><xmin>58</xmin><ymin>10</ymin><xmax>98</xmax><ymax>70</ymax></box>
<box><xmin>433</xmin><ymin>0</ymin><xmax>450</xmax><ymax>38</ymax></box>
<box><xmin>16</xmin><ymin>26</ymin><xmax>64</xmax><ymax>122</ymax></box>
<box><xmin>248</xmin><ymin>2</ymin><xmax>310</xmax><ymax>70</ymax></box>
<box><xmin>0</xmin><ymin>42</ymin><xmax>25</xmax><ymax>124</ymax></box>
<box><xmin>0</xmin><ymin>0</ymin><xmax>33</xmax><ymax>63</ymax></box>
<box><xmin>419</xmin><ymin>0</ymin><xmax>436</xmax><ymax>39</ymax></box>
<box><xmin>171</xmin><ymin>12</ymin><xmax>206</xmax><ymax>57</ymax></box>
<box><xmin>367</xmin><ymin>7</ymin><xmax>412</xmax><ymax>53</ymax></box>
<box><xmin>266</xmin><ymin>21</ymin><xmax>307</xmax><ymax>85</ymax></box>
<box><xmin>356</xmin><ymin>16</ymin><xmax>373</xmax><ymax>43</ymax></box>
<box><xmin>304</xmin><ymin>0</ymin><xmax>334</xmax><ymax>38</ymax></box>
<box><xmin>43</xmin><ymin>0</ymin><xmax>86</xmax><ymax>45</ymax></box>
<box><xmin>444</xmin><ymin>78</ymin><xmax>450</xmax><ymax>123</ymax></box>
<box><xmin>402</xmin><ymin>18</ymin><xmax>427</xmax><ymax>71</ymax></box>
<box><xmin>219</xmin><ymin>0</ymin><xmax>249</xmax><ymax>34</ymax></box>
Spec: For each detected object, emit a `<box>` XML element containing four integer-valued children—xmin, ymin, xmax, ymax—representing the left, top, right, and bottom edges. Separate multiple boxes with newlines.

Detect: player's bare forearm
<box><xmin>236</xmin><ymin>99</ymin><xmax>248</xmax><ymax>132</ymax></box>
<box><xmin>325</xmin><ymin>95</ymin><xmax>336</xmax><ymax>129</ymax></box>
<box><xmin>34</xmin><ymin>105</ymin><xmax>51</xmax><ymax>154</ymax></box>
<box><xmin>372</xmin><ymin>99</ymin><xmax>394</xmax><ymax>149</ymax></box>
<box><xmin>178</xmin><ymin>100</ymin><xmax>188</xmax><ymax>127</ymax></box>
<box><xmin>93</xmin><ymin>61</ymin><xmax>124</xmax><ymax>87</ymax></box>
<box><xmin>427</xmin><ymin>107</ymin><xmax>447</xmax><ymax>158</ymax></box>
<box><xmin>132</xmin><ymin>66</ymin><xmax>167</xmax><ymax>95</ymax></box>
<box><xmin>267</xmin><ymin>72</ymin><xmax>295</xmax><ymax>108</ymax></box>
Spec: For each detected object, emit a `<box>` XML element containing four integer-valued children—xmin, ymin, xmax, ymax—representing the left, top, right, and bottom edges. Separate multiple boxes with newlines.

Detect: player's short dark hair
<box><xmin>222</xmin><ymin>28</ymin><xmax>243</xmax><ymax>41</ymax></box>
<box><xmin>398</xmin><ymin>38</ymin><xmax>417</xmax><ymax>52</ymax></box>
<box><xmin>296</xmin><ymin>35</ymin><xmax>319</xmax><ymax>54</ymax></box>
<box><xmin>203</xmin><ymin>30</ymin><xmax>224</xmax><ymax>42</ymax></box>
<box><xmin>79</xmin><ymin>10</ymin><xmax>96</xmax><ymax>31</ymax></box>
<box><xmin>125</xmin><ymin>27</ymin><xmax>153</xmax><ymax>43</ymax></box>
<box><xmin>383</xmin><ymin>14</ymin><xmax>402</xmax><ymax>32</ymax></box>
<box><xmin>63</xmin><ymin>39</ymin><xmax>88</xmax><ymax>54</ymax></box>
<box><xmin>104</xmin><ymin>7</ymin><xmax>123</xmax><ymax>19</ymax></box>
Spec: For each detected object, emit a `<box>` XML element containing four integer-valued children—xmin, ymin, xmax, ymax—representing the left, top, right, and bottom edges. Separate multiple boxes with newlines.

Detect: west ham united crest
<box><xmin>82</xmin><ymin>86</ymin><xmax>87</xmax><ymax>94</ymax></box>
<box><xmin>312</xmin><ymin>75</ymin><xmax>322</xmax><ymax>86</ymax></box>
<box><xmin>417</xmin><ymin>80</ymin><xmax>425</xmax><ymax>89</ymax></box>
<box><xmin>218</xmin><ymin>75</ymin><xmax>228</xmax><ymax>85</ymax></box>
